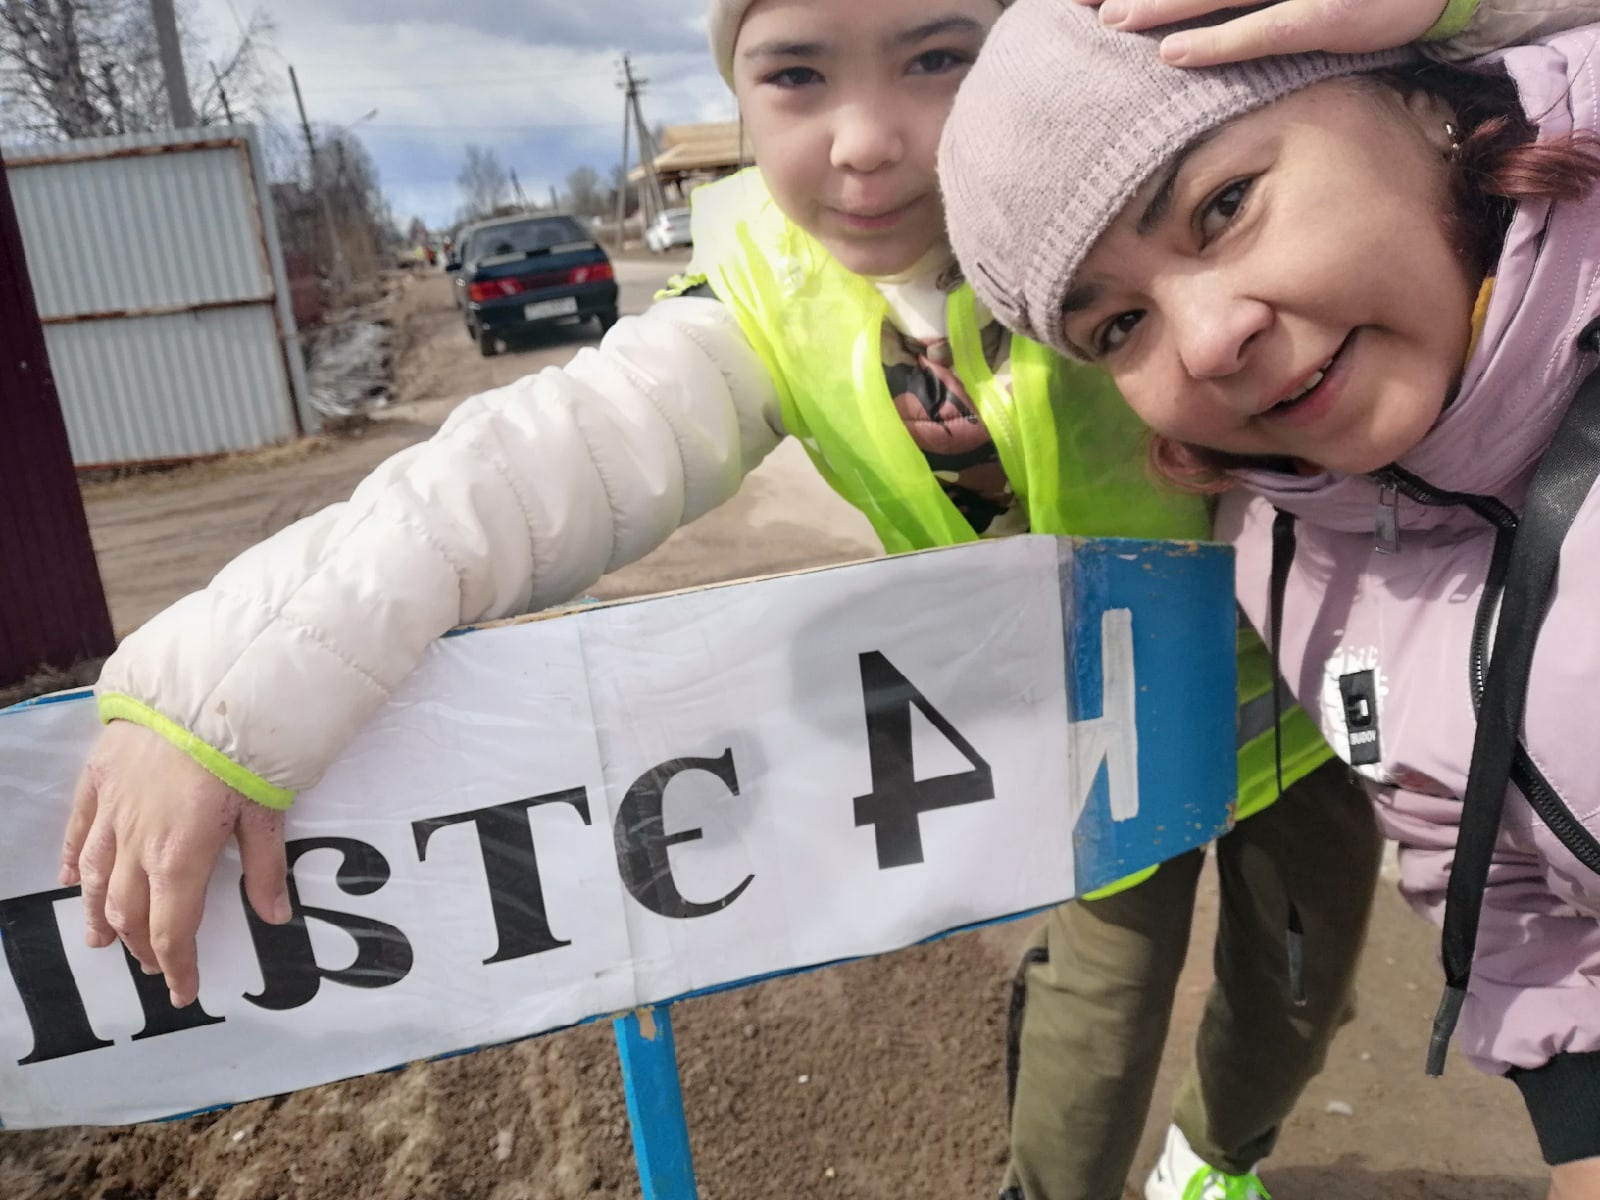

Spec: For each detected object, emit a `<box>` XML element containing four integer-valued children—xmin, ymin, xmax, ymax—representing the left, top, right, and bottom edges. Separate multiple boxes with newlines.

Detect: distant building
<box><xmin>629</xmin><ymin>122</ymin><xmax>753</xmax><ymax>201</ymax></box>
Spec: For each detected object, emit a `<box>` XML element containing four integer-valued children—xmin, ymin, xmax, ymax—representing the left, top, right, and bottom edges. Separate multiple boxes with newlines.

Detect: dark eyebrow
<box><xmin>892</xmin><ymin>16</ymin><xmax>986</xmax><ymax>47</ymax></box>
<box><xmin>1061</xmin><ymin>283</ymin><xmax>1100</xmax><ymax>316</ymax></box>
<box><xmin>1059</xmin><ymin>284</ymin><xmax>1101</xmax><ymax>357</ymax></box>
<box><xmin>741</xmin><ymin>38</ymin><xmax>827</xmax><ymax>61</ymax></box>
<box><xmin>1136</xmin><ymin>130</ymin><xmax>1218</xmax><ymax>236</ymax></box>
<box><xmin>744</xmin><ymin>16</ymin><xmax>983</xmax><ymax>61</ymax></box>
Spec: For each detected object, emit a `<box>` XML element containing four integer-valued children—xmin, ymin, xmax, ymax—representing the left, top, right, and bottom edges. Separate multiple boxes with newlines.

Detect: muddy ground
<box><xmin>0</xmin><ymin>267</ymin><xmax>1550</xmax><ymax>1199</ymax></box>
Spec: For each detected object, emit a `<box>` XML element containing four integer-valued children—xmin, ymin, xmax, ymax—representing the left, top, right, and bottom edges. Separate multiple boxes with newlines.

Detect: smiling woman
<box><xmin>1056</xmin><ymin>81</ymin><xmax>1477</xmax><ymax>477</ymax></box>
<box><xmin>940</xmin><ymin>3</ymin><xmax>1600</xmax><ymax>1192</ymax></box>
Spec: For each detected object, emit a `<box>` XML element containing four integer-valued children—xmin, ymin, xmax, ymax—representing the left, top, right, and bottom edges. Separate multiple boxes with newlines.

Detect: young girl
<box><xmin>61</xmin><ymin>2</ymin><xmax>1504</xmax><ymax>1198</ymax></box>
<box><xmin>941</xmin><ymin>4</ymin><xmax>1600</xmax><ymax>1194</ymax></box>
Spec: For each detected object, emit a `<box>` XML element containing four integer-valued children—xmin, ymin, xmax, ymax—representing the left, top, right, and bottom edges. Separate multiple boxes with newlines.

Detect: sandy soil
<box><xmin>0</xmin><ymin>268</ymin><xmax>1550</xmax><ymax>1200</ymax></box>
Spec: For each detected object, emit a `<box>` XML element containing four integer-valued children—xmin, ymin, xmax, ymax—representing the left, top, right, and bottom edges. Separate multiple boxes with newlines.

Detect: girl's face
<box><xmin>1060</xmin><ymin>81</ymin><xmax>1480</xmax><ymax>476</ymax></box>
<box><xmin>732</xmin><ymin>0</ymin><xmax>999</xmax><ymax>277</ymax></box>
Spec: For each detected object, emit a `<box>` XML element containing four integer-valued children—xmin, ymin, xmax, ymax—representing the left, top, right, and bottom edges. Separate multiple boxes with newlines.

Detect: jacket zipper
<box><xmin>1369</xmin><ymin>464</ymin><xmax>1514</xmax><ymax>699</ymax></box>
<box><xmin>1369</xmin><ymin>465</ymin><xmax>1600</xmax><ymax>873</ymax></box>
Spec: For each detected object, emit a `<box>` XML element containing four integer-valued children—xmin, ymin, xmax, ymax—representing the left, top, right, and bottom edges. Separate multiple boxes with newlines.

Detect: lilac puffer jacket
<box><xmin>1221</xmin><ymin>26</ymin><xmax>1600</xmax><ymax>1077</ymax></box>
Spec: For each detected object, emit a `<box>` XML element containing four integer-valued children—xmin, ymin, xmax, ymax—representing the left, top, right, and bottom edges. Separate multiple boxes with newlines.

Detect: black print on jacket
<box><xmin>1339</xmin><ymin>670</ymin><xmax>1382</xmax><ymax>767</ymax></box>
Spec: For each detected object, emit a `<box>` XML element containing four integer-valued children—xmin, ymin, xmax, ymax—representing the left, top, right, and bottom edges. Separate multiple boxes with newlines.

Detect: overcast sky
<box><xmin>191</xmin><ymin>0</ymin><xmax>735</xmax><ymax>227</ymax></box>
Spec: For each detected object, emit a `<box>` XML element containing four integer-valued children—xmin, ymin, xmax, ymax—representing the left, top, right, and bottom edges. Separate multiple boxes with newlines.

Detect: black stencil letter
<box><xmin>853</xmin><ymin>652</ymin><xmax>995</xmax><ymax>869</ymax></box>
<box><xmin>616</xmin><ymin>750</ymin><xmax>754</xmax><ymax>919</ymax></box>
<box><xmin>0</xmin><ymin>887</ymin><xmax>113</xmax><ymax>1065</ymax></box>
<box><xmin>244</xmin><ymin>838</ymin><xmax>413</xmax><ymax>1012</ymax></box>
<box><xmin>125</xmin><ymin>943</ymin><xmax>226</xmax><ymax>1042</ymax></box>
<box><xmin>413</xmin><ymin>789</ymin><xmax>592</xmax><ymax>964</ymax></box>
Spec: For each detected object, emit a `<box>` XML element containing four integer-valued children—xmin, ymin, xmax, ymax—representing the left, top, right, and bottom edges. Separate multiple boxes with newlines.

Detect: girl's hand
<box><xmin>61</xmin><ymin>721</ymin><xmax>292</xmax><ymax>1008</ymax></box>
<box><xmin>1076</xmin><ymin>0</ymin><xmax>1449</xmax><ymax>66</ymax></box>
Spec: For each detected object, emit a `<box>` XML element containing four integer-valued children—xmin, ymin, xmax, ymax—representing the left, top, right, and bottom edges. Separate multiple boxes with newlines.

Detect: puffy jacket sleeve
<box><xmin>1424</xmin><ymin>0</ymin><xmax>1600</xmax><ymax>59</ymax></box>
<box><xmin>95</xmin><ymin>296</ymin><xmax>786</xmax><ymax>807</ymax></box>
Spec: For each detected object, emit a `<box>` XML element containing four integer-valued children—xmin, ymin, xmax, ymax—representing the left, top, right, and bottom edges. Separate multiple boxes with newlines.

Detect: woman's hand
<box><xmin>61</xmin><ymin>720</ymin><xmax>292</xmax><ymax>1008</ymax></box>
<box><xmin>1076</xmin><ymin>0</ymin><xmax>1450</xmax><ymax>66</ymax></box>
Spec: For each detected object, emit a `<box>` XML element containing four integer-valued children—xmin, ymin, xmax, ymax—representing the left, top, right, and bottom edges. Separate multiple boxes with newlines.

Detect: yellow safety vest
<box><xmin>680</xmin><ymin>170</ymin><xmax>1332</xmax><ymax>892</ymax></box>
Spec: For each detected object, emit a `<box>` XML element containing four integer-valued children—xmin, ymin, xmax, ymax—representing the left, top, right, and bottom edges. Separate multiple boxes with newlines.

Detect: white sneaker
<box><xmin>1144</xmin><ymin>1125</ymin><xmax>1270</xmax><ymax>1200</ymax></box>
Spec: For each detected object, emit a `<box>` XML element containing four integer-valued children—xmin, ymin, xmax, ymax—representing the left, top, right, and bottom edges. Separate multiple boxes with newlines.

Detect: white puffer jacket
<box><xmin>96</xmin><ymin>297</ymin><xmax>785</xmax><ymax>803</ymax></box>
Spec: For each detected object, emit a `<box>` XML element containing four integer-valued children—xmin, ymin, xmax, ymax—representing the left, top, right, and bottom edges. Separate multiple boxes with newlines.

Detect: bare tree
<box><xmin>274</xmin><ymin>125</ymin><xmax>396</xmax><ymax>281</ymax></box>
<box><xmin>0</xmin><ymin>0</ymin><xmax>276</xmax><ymax>141</ymax></box>
<box><xmin>456</xmin><ymin>144</ymin><xmax>510</xmax><ymax>222</ymax></box>
<box><xmin>321</xmin><ymin>128</ymin><xmax>394</xmax><ymax>258</ymax></box>
<box><xmin>192</xmin><ymin>7</ymin><xmax>275</xmax><ymax>127</ymax></box>
<box><xmin>563</xmin><ymin>165</ymin><xmax>601</xmax><ymax>216</ymax></box>
<box><xmin>0</xmin><ymin>0</ymin><xmax>122</xmax><ymax>137</ymax></box>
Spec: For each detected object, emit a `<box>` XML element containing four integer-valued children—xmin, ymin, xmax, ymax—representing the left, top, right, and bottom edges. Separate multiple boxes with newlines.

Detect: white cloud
<box><xmin>192</xmin><ymin>0</ymin><xmax>731</xmax><ymax>224</ymax></box>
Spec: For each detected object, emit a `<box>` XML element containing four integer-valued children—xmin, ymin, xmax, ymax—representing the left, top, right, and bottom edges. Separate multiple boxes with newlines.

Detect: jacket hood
<box><xmin>1234</xmin><ymin>30</ymin><xmax>1600</xmax><ymax>536</ymax></box>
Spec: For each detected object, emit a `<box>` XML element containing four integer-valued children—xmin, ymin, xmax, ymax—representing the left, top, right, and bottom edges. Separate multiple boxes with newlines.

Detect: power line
<box><xmin>307</xmin><ymin>70</ymin><xmax>626</xmax><ymax>93</ymax></box>
<box><xmin>359</xmin><ymin>120</ymin><xmax>618</xmax><ymax>131</ymax></box>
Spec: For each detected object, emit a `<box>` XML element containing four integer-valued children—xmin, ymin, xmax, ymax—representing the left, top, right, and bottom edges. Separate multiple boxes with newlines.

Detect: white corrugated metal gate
<box><xmin>1</xmin><ymin>127</ymin><xmax>313</xmax><ymax>468</ymax></box>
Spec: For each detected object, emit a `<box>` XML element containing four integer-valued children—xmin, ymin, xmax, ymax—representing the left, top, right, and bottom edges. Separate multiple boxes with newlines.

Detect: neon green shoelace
<box><xmin>1183</xmin><ymin>1170</ymin><xmax>1271</xmax><ymax>1200</ymax></box>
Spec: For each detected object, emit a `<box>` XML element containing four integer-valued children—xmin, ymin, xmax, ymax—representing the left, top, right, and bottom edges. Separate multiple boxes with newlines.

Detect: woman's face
<box><xmin>732</xmin><ymin>0</ymin><xmax>1000</xmax><ymax>277</ymax></box>
<box><xmin>1060</xmin><ymin>81</ymin><xmax>1480</xmax><ymax>476</ymax></box>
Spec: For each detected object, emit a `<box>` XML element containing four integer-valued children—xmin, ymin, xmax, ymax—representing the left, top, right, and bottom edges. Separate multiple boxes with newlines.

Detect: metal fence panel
<box><xmin>0</xmin><ymin>128</ymin><xmax>309</xmax><ymax>467</ymax></box>
<box><xmin>45</xmin><ymin>307</ymin><xmax>294</xmax><ymax>466</ymax></box>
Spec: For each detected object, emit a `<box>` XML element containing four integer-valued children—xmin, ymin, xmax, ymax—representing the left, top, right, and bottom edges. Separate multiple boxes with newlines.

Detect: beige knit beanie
<box><xmin>939</xmin><ymin>0</ymin><xmax>1417</xmax><ymax>358</ymax></box>
<box><xmin>708</xmin><ymin>0</ymin><xmax>753</xmax><ymax>84</ymax></box>
<box><xmin>710</xmin><ymin>0</ymin><xmax>1013</xmax><ymax>85</ymax></box>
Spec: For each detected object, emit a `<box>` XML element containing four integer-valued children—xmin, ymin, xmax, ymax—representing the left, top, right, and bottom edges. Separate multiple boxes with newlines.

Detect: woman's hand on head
<box><xmin>61</xmin><ymin>720</ymin><xmax>292</xmax><ymax>1008</ymax></box>
<box><xmin>1075</xmin><ymin>0</ymin><xmax>1449</xmax><ymax>67</ymax></box>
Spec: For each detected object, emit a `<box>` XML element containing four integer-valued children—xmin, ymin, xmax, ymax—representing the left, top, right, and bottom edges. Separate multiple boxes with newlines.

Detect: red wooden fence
<box><xmin>0</xmin><ymin>151</ymin><xmax>115</xmax><ymax>685</ymax></box>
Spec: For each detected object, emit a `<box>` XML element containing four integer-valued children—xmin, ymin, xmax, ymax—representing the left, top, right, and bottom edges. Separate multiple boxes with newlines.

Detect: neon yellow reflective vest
<box><xmin>682</xmin><ymin>170</ymin><xmax>1331</xmax><ymax>892</ymax></box>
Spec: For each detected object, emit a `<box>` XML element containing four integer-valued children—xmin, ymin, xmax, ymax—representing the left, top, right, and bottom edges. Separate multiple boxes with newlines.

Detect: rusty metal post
<box><xmin>0</xmin><ymin>151</ymin><xmax>115</xmax><ymax>686</ymax></box>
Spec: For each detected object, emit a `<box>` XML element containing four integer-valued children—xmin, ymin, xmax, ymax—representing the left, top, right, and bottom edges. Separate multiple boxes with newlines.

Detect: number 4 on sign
<box><xmin>852</xmin><ymin>651</ymin><xmax>995</xmax><ymax>871</ymax></box>
<box><xmin>852</xmin><ymin>608</ymin><xmax>1142</xmax><ymax>872</ymax></box>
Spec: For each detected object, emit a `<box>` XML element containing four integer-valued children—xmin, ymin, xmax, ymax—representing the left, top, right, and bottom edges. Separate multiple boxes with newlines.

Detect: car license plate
<box><xmin>524</xmin><ymin>297</ymin><xmax>579</xmax><ymax>321</ymax></box>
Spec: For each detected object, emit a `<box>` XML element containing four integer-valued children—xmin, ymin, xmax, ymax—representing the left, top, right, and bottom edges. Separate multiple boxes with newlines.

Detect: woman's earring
<box><xmin>1444</xmin><ymin>120</ymin><xmax>1462</xmax><ymax>158</ymax></box>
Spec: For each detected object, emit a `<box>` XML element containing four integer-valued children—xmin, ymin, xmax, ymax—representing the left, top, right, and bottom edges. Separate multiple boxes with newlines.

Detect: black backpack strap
<box><xmin>1266</xmin><ymin>509</ymin><xmax>1311</xmax><ymax>1007</ymax></box>
<box><xmin>1428</xmin><ymin>319</ymin><xmax>1600</xmax><ymax>1075</ymax></box>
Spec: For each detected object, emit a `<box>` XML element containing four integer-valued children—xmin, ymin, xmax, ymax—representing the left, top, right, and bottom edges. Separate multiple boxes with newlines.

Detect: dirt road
<box><xmin>0</xmin><ymin>268</ymin><xmax>1549</xmax><ymax>1199</ymax></box>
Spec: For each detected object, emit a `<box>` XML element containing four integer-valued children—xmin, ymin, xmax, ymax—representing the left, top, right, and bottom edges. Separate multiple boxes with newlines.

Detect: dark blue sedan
<box><xmin>456</xmin><ymin>214</ymin><xmax>620</xmax><ymax>357</ymax></box>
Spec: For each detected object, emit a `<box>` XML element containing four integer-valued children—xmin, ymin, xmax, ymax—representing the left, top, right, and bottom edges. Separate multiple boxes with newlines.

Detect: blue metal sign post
<box><xmin>615</xmin><ymin>1010</ymin><xmax>700</xmax><ymax>1199</ymax></box>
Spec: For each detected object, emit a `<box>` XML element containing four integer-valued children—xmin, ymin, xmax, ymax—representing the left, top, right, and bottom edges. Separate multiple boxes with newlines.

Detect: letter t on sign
<box><xmin>413</xmin><ymin>789</ymin><xmax>593</xmax><ymax>964</ymax></box>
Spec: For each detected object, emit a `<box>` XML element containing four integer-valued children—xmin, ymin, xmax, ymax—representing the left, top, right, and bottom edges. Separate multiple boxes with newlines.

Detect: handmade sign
<box><xmin>0</xmin><ymin>535</ymin><xmax>1236</xmax><ymax>1130</ymax></box>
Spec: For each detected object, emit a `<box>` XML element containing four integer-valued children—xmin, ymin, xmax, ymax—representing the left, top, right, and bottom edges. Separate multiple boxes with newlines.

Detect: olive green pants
<box><xmin>1002</xmin><ymin>760</ymin><xmax>1381</xmax><ymax>1200</ymax></box>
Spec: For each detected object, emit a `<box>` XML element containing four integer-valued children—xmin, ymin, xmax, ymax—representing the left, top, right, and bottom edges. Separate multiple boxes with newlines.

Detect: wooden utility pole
<box><xmin>614</xmin><ymin>68</ymin><xmax>632</xmax><ymax>248</ymax></box>
<box><xmin>289</xmin><ymin>66</ymin><xmax>349</xmax><ymax>290</ymax></box>
<box><xmin>617</xmin><ymin>55</ymin><xmax>667</xmax><ymax>237</ymax></box>
<box><xmin>149</xmin><ymin>0</ymin><xmax>197</xmax><ymax>128</ymax></box>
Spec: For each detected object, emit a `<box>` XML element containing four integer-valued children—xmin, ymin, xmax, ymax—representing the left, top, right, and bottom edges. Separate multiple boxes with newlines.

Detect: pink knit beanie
<box><xmin>710</xmin><ymin>0</ymin><xmax>1014</xmax><ymax>84</ymax></box>
<box><xmin>939</xmin><ymin>0</ymin><xmax>1417</xmax><ymax>358</ymax></box>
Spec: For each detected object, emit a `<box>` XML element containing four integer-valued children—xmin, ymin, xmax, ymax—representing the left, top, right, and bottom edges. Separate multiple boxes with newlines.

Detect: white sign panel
<box><xmin>0</xmin><ymin>536</ymin><xmax>1237</xmax><ymax>1129</ymax></box>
